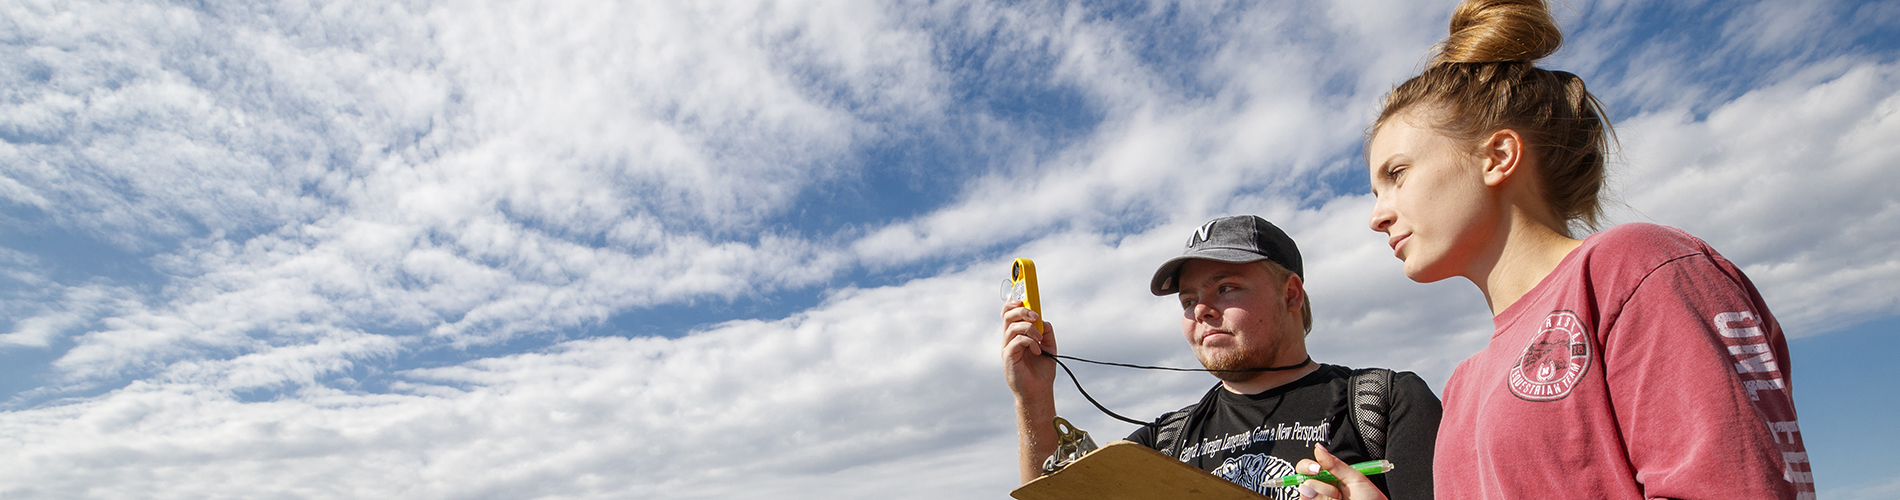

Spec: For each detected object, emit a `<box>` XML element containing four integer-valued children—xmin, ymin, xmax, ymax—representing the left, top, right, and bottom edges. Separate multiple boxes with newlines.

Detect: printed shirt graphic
<box><xmin>1507</xmin><ymin>310</ymin><xmax>1590</xmax><ymax>401</ymax></box>
<box><xmin>1126</xmin><ymin>364</ymin><xmax>1442</xmax><ymax>500</ymax></box>
<box><xmin>1186</xmin><ymin>419</ymin><xmax>1329</xmax><ymax>499</ymax></box>
<box><xmin>1436</xmin><ymin>223</ymin><xmax>1814</xmax><ymax>500</ymax></box>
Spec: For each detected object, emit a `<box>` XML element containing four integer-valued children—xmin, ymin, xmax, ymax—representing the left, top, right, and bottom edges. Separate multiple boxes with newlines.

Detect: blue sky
<box><xmin>1</xmin><ymin>0</ymin><xmax>1896</xmax><ymax>498</ymax></box>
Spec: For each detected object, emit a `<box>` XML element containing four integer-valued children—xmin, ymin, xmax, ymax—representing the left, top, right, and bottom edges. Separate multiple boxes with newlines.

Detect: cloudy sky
<box><xmin>2</xmin><ymin>0</ymin><xmax>1896</xmax><ymax>498</ymax></box>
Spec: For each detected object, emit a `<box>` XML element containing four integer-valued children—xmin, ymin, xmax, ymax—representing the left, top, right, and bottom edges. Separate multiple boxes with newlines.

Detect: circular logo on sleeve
<box><xmin>1509</xmin><ymin>310</ymin><xmax>1591</xmax><ymax>401</ymax></box>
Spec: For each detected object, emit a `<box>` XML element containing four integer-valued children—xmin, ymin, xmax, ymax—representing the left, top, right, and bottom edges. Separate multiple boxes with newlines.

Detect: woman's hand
<box><xmin>1293</xmin><ymin>444</ymin><xmax>1388</xmax><ymax>500</ymax></box>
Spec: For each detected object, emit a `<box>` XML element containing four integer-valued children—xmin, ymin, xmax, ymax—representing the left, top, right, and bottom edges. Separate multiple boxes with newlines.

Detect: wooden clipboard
<box><xmin>1010</xmin><ymin>440</ymin><xmax>1268</xmax><ymax>500</ymax></box>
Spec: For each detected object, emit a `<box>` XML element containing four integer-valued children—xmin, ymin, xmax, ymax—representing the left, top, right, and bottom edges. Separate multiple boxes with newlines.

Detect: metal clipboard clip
<box><xmin>1039</xmin><ymin>416</ymin><xmax>1099</xmax><ymax>475</ymax></box>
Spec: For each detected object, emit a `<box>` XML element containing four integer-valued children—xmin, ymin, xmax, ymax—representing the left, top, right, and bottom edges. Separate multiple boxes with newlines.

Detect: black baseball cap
<box><xmin>1150</xmin><ymin>215</ymin><xmax>1303</xmax><ymax>295</ymax></box>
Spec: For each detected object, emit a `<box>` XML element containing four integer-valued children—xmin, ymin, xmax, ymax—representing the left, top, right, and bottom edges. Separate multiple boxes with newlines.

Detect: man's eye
<box><xmin>1219</xmin><ymin>285</ymin><xmax>1236</xmax><ymax>294</ymax></box>
<box><xmin>1181</xmin><ymin>299</ymin><xmax>1196</xmax><ymax>309</ymax></box>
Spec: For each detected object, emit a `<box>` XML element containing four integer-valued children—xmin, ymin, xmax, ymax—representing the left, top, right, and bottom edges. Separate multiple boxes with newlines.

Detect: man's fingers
<box><xmin>999</xmin><ymin>300</ymin><xmax>1040</xmax><ymax>323</ymax></box>
<box><xmin>1000</xmin><ymin>305</ymin><xmax>1050</xmax><ymax>345</ymax></box>
<box><xmin>1001</xmin><ymin>302</ymin><xmax>1044</xmax><ymax>329</ymax></box>
<box><xmin>1004</xmin><ymin>329</ymin><xmax>1044</xmax><ymax>357</ymax></box>
<box><xmin>1001</xmin><ymin>318</ymin><xmax>1042</xmax><ymax>346</ymax></box>
<box><xmin>999</xmin><ymin>306</ymin><xmax>1041</xmax><ymax>330</ymax></box>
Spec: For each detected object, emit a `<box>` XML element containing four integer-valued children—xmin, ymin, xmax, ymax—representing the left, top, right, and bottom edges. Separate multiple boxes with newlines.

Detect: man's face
<box><xmin>1175</xmin><ymin>259</ymin><xmax>1298</xmax><ymax>380</ymax></box>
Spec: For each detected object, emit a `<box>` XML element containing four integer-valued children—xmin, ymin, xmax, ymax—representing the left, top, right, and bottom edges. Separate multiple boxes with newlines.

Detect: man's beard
<box><xmin>1197</xmin><ymin>342</ymin><xmax>1282</xmax><ymax>383</ymax></box>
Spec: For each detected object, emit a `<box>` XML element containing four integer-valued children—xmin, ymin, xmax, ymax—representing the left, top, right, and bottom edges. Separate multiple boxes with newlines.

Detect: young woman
<box><xmin>1294</xmin><ymin>1</ymin><xmax>1814</xmax><ymax>499</ymax></box>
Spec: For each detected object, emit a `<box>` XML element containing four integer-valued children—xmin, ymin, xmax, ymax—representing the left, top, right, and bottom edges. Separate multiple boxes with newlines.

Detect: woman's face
<box><xmin>1365</xmin><ymin>112</ymin><xmax>1500</xmax><ymax>283</ymax></box>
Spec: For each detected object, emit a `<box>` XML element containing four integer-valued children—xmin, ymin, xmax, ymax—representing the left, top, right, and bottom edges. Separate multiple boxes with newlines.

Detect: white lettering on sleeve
<box><xmin>1741</xmin><ymin>378</ymin><xmax>1786</xmax><ymax>401</ymax></box>
<box><xmin>1713</xmin><ymin>311</ymin><xmax>1763</xmax><ymax>338</ymax></box>
<box><xmin>1783</xmin><ymin>450</ymin><xmax>1815</xmax><ymax>488</ymax></box>
<box><xmin>1728</xmin><ymin>343</ymin><xmax>1780</xmax><ymax>374</ymax></box>
<box><xmin>1767</xmin><ymin>421</ymin><xmax>1802</xmax><ymax>444</ymax></box>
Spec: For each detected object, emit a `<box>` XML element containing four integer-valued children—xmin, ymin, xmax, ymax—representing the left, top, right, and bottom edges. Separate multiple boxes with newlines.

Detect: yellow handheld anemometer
<box><xmin>1003</xmin><ymin>258</ymin><xmax>1042</xmax><ymax>326</ymax></box>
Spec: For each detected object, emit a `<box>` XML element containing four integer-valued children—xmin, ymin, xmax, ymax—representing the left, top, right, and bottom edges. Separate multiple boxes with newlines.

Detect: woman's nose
<box><xmin>1368</xmin><ymin>196</ymin><xmax>1396</xmax><ymax>233</ymax></box>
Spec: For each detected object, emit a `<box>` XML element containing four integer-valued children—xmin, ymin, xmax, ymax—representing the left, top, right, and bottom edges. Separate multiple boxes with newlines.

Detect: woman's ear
<box><xmin>1480</xmin><ymin>128</ymin><xmax>1525</xmax><ymax>187</ymax></box>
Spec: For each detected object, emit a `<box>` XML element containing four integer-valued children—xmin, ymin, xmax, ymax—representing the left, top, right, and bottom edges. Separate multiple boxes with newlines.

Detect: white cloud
<box><xmin>4</xmin><ymin>0</ymin><xmax>951</xmax><ymax>393</ymax></box>
<box><xmin>1610</xmin><ymin>59</ymin><xmax>1900</xmax><ymax>335</ymax></box>
<box><xmin>1</xmin><ymin>0</ymin><xmax>1896</xmax><ymax>498</ymax></box>
<box><xmin>0</xmin><ymin>0</ymin><xmax>441</xmax><ymax>250</ymax></box>
<box><xmin>1723</xmin><ymin>0</ymin><xmax>1847</xmax><ymax>57</ymax></box>
<box><xmin>0</xmin><ymin>267</ymin><xmax>1020</xmax><ymax>499</ymax></box>
<box><xmin>425</xmin><ymin>0</ymin><xmax>947</xmax><ymax>229</ymax></box>
<box><xmin>0</xmin><ymin>283</ymin><xmax>134</xmax><ymax>349</ymax></box>
<box><xmin>851</xmin><ymin>1</ymin><xmax>1446</xmax><ymax>269</ymax></box>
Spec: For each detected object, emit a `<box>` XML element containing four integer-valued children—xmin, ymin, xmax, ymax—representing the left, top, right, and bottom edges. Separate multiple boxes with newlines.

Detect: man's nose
<box><xmin>1195</xmin><ymin>302</ymin><xmax>1218</xmax><ymax>323</ymax></box>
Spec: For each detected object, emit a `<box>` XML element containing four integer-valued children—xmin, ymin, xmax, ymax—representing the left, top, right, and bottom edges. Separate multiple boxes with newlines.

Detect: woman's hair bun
<box><xmin>1434</xmin><ymin>0</ymin><xmax>1563</xmax><ymax>66</ymax></box>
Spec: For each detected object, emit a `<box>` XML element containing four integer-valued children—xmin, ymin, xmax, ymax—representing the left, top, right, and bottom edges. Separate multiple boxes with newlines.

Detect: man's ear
<box><xmin>1282</xmin><ymin>272</ymin><xmax>1306</xmax><ymax>312</ymax></box>
<box><xmin>1480</xmin><ymin>128</ymin><xmax>1526</xmax><ymax>187</ymax></box>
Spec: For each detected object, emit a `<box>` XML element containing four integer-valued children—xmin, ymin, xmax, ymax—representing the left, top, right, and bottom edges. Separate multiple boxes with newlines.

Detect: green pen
<box><xmin>1276</xmin><ymin>460</ymin><xmax>1395</xmax><ymax>487</ymax></box>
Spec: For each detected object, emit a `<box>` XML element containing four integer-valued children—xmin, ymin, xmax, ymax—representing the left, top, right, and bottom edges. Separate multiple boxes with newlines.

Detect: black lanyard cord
<box><xmin>1039</xmin><ymin>352</ymin><xmax>1313</xmax><ymax>428</ymax></box>
<box><xmin>1046</xmin><ymin>352</ymin><xmax>1313</xmax><ymax>373</ymax></box>
<box><xmin>1048</xmin><ymin>354</ymin><xmax>1154</xmax><ymax>427</ymax></box>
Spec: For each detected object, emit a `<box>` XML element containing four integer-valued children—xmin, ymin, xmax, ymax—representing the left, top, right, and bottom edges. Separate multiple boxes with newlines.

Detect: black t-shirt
<box><xmin>1126</xmin><ymin>364</ymin><xmax>1441</xmax><ymax>500</ymax></box>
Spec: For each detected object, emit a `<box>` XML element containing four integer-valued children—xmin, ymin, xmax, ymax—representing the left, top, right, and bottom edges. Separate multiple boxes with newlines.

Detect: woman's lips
<box><xmin>1389</xmin><ymin>233</ymin><xmax>1410</xmax><ymax>258</ymax></box>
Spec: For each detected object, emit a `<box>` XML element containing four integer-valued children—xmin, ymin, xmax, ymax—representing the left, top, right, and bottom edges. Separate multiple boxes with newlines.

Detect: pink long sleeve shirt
<box><xmin>1435</xmin><ymin>223</ymin><xmax>1813</xmax><ymax>500</ymax></box>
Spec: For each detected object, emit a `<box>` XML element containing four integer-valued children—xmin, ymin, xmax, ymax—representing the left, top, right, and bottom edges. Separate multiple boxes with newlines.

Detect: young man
<box><xmin>1001</xmin><ymin>215</ymin><xmax>1442</xmax><ymax>499</ymax></box>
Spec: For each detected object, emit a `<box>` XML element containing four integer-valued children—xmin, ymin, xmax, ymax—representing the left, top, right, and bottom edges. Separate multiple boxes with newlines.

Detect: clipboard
<box><xmin>1010</xmin><ymin>440</ymin><xmax>1269</xmax><ymax>500</ymax></box>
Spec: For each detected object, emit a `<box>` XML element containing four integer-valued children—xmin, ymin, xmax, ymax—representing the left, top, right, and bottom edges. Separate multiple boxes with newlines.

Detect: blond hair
<box><xmin>1375</xmin><ymin>0</ymin><xmax>1613</xmax><ymax>235</ymax></box>
<box><xmin>1256</xmin><ymin>261</ymin><xmax>1313</xmax><ymax>334</ymax></box>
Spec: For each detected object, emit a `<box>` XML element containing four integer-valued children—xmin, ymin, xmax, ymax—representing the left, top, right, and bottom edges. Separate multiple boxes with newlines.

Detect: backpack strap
<box><xmin>1140</xmin><ymin>410</ymin><xmax>1185</xmax><ymax>460</ymax></box>
<box><xmin>1152</xmin><ymin>383</ymin><xmax>1224</xmax><ymax>460</ymax></box>
<box><xmin>1348</xmin><ymin>367</ymin><xmax>1396</xmax><ymax>460</ymax></box>
<box><xmin>1151</xmin><ymin>406</ymin><xmax>1195</xmax><ymax>460</ymax></box>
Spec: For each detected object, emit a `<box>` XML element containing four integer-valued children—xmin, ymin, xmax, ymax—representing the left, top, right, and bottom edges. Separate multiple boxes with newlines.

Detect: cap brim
<box><xmin>1149</xmin><ymin>248</ymin><xmax>1270</xmax><ymax>295</ymax></box>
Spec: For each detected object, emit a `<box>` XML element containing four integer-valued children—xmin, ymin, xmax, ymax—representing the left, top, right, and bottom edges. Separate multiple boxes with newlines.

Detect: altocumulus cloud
<box><xmin>1</xmin><ymin>0</ymin><xmax>1897</xmax><ymax>499</ymax></box>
